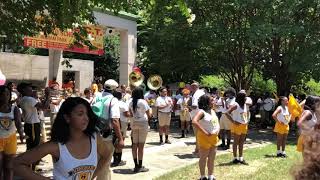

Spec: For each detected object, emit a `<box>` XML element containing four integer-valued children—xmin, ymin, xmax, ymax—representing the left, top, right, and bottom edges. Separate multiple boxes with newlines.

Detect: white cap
<box><xmin>239</xmin><ymin>89</ymin><xmax>246</xmax><ymax>94</ymax></box>
<box><xmin>104</xmin><ymin>79</ymin><xmax>118</xmax><ymax>90</ymax></box>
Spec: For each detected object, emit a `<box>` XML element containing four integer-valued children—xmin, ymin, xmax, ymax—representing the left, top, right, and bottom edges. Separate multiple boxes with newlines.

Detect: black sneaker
<box><xmin>232</xmin><ymin>159</ymin><xmax>240</xmax><ymax>164</ymax></box>
<box><xmin>239</xmin><ymin>160</ymin><xmax>249</xmax><ymax>165</ymax></box>
<box><xmin>133</xmin><ymin>167</ymin><xmax>140</xmax><ymax>173</ymax></box>
<box><xmin>276</xmin><ymin>153</ymin><xmax>282</xmax><ymax>157</ymax></box>
<box><xmin>165</xmin><ymin>140</ymin><xmax>171</xmax><ymax>144</ymax></box>
<box><xmin>200</xmin><ymin>177</ymin><xmax>208</xmax><ymax>180</ymax></box>
<box><xmin>281</xmin><ymin>154</ymin><xmax>287</xmax><ymax>158</ymax></box>
<box><xmin>218</xmin><ymin>144</ymin><xmax>225</xmax><ymax>148</ymax></box>
<box><xmin>138</xmin><ymin>166</ymin><xmax>149</xmax><ymax>172</ymax></box>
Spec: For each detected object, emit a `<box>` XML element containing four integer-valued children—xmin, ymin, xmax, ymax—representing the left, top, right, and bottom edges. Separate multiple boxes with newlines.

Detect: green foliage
<box><xmin>251</xmin><ymin>73</ymin><xmax>277</xmax><ymax>95</ymax></box>
<box><xmin>305</xmin><ymin>79</ymin><xmax>320</xmax><ymax>96</ymax></box>
<box><xmin>200</xmin><ymin>75</ymin><xmax>227</xmax><ymax>90</ymax></box>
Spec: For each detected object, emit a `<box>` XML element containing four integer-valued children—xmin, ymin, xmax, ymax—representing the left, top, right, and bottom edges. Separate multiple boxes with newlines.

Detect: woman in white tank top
<box><xmin>272</xmin><ymin>96</ymin><xmax>291</xmax><ymax>158</ymax></box>
<box><xmin>14</xmin><ymin>97</ymin><xmax>111</xmax><ymax>179</ymax></box>
<box><xmin>0</xmin><ymin>85</ymin><xmax>24</xmax><ymax>180</ymax></box>
<box><xmin>296</xmin><ymin>96</ymin><xmax>320</xmax><ymax>156</ymax></box>
<box><xmin>225</xmin><ymin>92</ymin><xmax>249</xmax><ymax>165</ymax></box>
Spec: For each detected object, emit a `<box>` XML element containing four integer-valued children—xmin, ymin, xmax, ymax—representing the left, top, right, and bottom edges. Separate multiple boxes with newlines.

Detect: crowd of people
<box><xmin>0</xmin><ymin>78</ymin><xmax>319</xmax><ymax>180</ymax></box>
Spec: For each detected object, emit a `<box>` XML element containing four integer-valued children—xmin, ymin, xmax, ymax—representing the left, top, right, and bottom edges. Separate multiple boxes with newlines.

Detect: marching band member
<box><xmin>177</xmin><ymin>88</ymin><xmax>192</xmax><ymax>138</ymax></box>
<box><xmin>296</xmin><ymin>96</ymin><xmax>320</xmax><ymax>157</ymax></box>
<box><xmin>219</xmin><ymin>88</ymin><xmax>236</xmax><ymax>150</ymax></box>
<box><xmin>225</xmin><ymin>91</ymin><xmax>249</xmax><ymax>164</ymax></box>
<box><xmin>156</xmin><ymin>87</ymin><xmax>173</xmax><ymax>144</ymax></box>
<box><xmin>129</xmin><ymin>87</ymin><xmax>152</xmax><ymax>173</ymax></box>
<box><xmin>272</xmin><ymin>96</ymin><xmax>291</xmax><ymax>158</ymax></box>
<box><xmin>190</xmin><ymin>82</ymin><xmax>205</xmax><ymax>154</ymax></box>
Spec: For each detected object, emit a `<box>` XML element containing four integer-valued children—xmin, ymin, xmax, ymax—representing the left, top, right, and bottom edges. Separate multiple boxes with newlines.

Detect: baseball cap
<box><xmin>104</xmin><ymin>79</ymin><xmax>119</xmax><ymax>90</ymax></box>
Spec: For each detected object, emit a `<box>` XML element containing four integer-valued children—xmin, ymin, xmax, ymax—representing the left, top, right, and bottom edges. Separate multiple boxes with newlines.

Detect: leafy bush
<box><xmin>251</xmin><ymin>73</ymin><xmax>277</xmax><ymax>94</ymax></box>
<box><xmin>200</xmin><ymin>75</ymin><xmax>227</xmax><ymax>90</ymax></box>
<box><xmin>305</xmin><ymin>79</ymin><xmax>320</xmax><ymax>96</ymax></box>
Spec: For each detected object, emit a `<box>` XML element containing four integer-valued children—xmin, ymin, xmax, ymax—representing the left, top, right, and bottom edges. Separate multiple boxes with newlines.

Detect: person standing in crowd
<box><xmin>296</xmin><ymin>96</ymin><xmax>320</xmax><ymax>157</ymax></box>
<box><xmin>174</xmin><ymin>88</ymin><xmax>183</xmax><ymax>121</ymax></box>
<box><xmin>111</xmin><ymin>89</ymin><xmax>130</xmax><ymax>167</ymax></box>
<box><xmin>14</xmin><ymin>97</ymin><xmax>110</xmax><ymax>179</ymax></box>
<box><xmin>145</xmin><ymin>90</ymin><xmax>157</xmax><ymax>120</ymax></box>
<box><xmin>129</xmin><ymin>87</ymin><xmax>152</xmax><ymax>173</ymax></box>
<box><xmin>272</xmin><ymin>96</ymin><xmax>291</xmax><ymax>158</ymax></box>
<box><xmin>83</xmin><ymin>88</ymin><xmax>93</xmax><ymax>104</ymax></box>
<box><xmin>225</xmin><ymin>91</ymin><xmax>249</xmax><ymax>165</ymax></box>
<box><xmin>192</xmin><ymin>94</ymin><xmax>220</xmax><ymax>180</ymax></box>
<box><xmin>95</xmin><ymin>79</ymin><xmax>124</xmax><ymax>180</ymax></box>
<box><xmin>239</xmin><ymin>90</ymin><xmax>253</xmax><ymax>121</ymax></box>
<box><xmin>122</xmin><ymin>87</ymin><xmax>132</xmax><ymax>103</ymax></box>
<box><xmin>156</xmin><ymin>87</ymin><xmax>173</xmax><ymax>144</ymax></box>
<box><xmin>91</xmin><ymin>83</ymin><xmax>100</xmax><ymax>97</ymax></box>
<box><xmin>6</xmin><ymin>82</ymin><xmax>19</xmax><ymax>105</ymax></box>
<box><xmin>49</xmin><ymin>82</ymin><xmax>62</xmax><ymax>126</ymax></box>
<box><xmin>17</xmin><ymin>83</ymin><xmax>45</xmax><ymax>170</ymax></box>
<box><xmin>190</xmin><ymin>82</ymin><xmax>206</xmax><ymax>154</ymax></box>
<box><xmin>219</xmin><ymin>88</ymin><xmax>236</xmax><ymax>150</ymax></box>
<box><xmin>177</xmin><ymin>88</ymin><xmax>192</xmax><ymax>138</ymax></box>
<box><xmin>0</xmin><ymin>85</ymin><xmax>24</xmax><ymax>180</ymax></box>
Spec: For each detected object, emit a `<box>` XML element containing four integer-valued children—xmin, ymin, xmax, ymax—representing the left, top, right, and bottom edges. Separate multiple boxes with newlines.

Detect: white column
<box><xmin>119</xmin><ymin>29</ymin><xmax>137</xmax><ymax>86</ymax></box>
<box><xmin>48</xmin><ymin>49</ymin><xmax>63</xmax><ymax>86</ymax></box>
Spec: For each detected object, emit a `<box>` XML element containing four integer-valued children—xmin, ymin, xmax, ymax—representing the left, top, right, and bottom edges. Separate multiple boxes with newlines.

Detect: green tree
<box><xmin>200</xmin><ymin>75</ymin><xmax>227</xmax><ymax>90</ymax></box>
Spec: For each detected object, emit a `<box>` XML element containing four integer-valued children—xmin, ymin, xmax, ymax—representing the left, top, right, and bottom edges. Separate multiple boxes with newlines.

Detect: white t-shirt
<box><xmin>156</xmin><ymin>96</ymin><xmax>172</xmax><ymax>113</ymax></box>
<box><xmin>177</xmin><ymin>97</ymin><xmax>191</xmax><ymax>109</ymax></box>
<box><xmin>199</xmin><ymin>109</ymin><xmax>220</xmax><ymax>134</ymax></box>
<box><xmin>19</xmin><ymin>96</ymin><xmax>40</xmax><ymax>124</ymax></box>
<box><xmin>129</xmin><ymin>99</ymin><xmax>150</xmax><ymax>122</ymax></box>
<box><xmin>50</xmin><ymin>96</ymin><xmax>61</xmax><ymax>113</ymax></box>
<box><xmin>119</xmin><ymin>101</ymin><xmax>129</xmax><ymax>122</ymax></box>
<box><xmin>215</xmin><ymin>98</ymin><xmax>224</xmax><ymax>113</ymax></box>
<box><xmin>276</xmin><ymin>106</ymin><xmax>291</xmax><ymax>125</ymax></box>
<box><xmin>192</xmin><ymin>89</ymin><xmax>205</xmax><ymax>108</ymax></box>
<box><xmin>222</xmin><ymin>97</ymin><xmax>236</xmax><ymax>113</ymax></box>
<box><xmin>99</xmin><ymin>92</ymin><xmax>120</xmax><ymax>119</ymax></box>
<box><xmin>245</xmin><ymin>97</ymin><xmax>253</xmax><ymax>110</ymax></box>
<box><xmin>232</xmin><ymin>102</ymin><xmax>249</xmax><ymax>124</ymax></box>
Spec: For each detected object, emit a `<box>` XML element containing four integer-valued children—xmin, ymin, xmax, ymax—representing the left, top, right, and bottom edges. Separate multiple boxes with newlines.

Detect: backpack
<box><xmin>92</xmin><ymin>95</ymin><xmax>113</xmax><ymax>132</ymax></box>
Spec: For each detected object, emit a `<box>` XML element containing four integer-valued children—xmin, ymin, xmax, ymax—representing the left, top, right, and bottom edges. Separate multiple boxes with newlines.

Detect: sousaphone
<box><xmin>129</xmin><ymin>71</ymin><xmax>144</xmax><ymax>87</ymax></box>
<box><xmin>147</xmin><ymin>75</ymin><xmax>163</xmax><ymax>90</ymax></box>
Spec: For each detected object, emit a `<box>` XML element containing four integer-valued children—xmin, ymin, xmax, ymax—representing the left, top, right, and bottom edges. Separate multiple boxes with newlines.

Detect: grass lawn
<box><xmin>155</xmin><ymin>143</ymin><xmax>302</xmax><ymax>180</ymax></box>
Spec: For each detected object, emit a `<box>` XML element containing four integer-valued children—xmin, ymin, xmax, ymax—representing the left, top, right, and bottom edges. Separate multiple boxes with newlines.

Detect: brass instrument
<box><xmin>147</xmin><ymin>75</ymin><xmax>163</xmax><ymax>90</ymax></box>
<box><xmin>129</xmin><ymin>71</ymin><xmax>144</xmax><ymax>87</ymax></box>
<box><xmin>181</xmin><ymin>98</ymin><xmax>190</xmax><ymax>118</ymax></box>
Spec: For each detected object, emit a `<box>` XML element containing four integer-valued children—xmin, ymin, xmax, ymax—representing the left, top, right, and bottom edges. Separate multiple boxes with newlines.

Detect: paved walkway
<box><xmin>15</xmin><ymin>127</ymin><xmax>278</xmax><ymax>180</ymax></box>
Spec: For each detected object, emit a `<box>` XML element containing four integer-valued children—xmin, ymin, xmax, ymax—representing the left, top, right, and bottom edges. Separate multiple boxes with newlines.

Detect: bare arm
<box><xmin>92</xmin><ymin>134</ymin><xmax>112</xmax><ymax>179</ymax></box>
<box><xmin>272</xmin><ymin>107</ymin><xmax>282</xmax><ymax>123</ymax></box>
<box><xmin>14</xmin><ymin>142</ymin><xmax>59</xmax><ymax>180</ymax></box>
<box><xmin>146</xmin><ymin>109</ymin><xmax>152</xmax><ymax>121</ymax></box>
<box><xmin>192</xmin><ymin>111</ymin><xmax>208</xmax><ymax>135</ymax></box>
<box><xmin>297</xmin><ymin>111</ymin><xmax>312</xmax><ymax>129</ymax></box>
<box><xmin>112</xmin><ymin>118</ymin><xmax>124</xmax><ymax>148</ymax></box>
<box><xmin>13</xmin><ymin>106</ymin><xmax>24</xmax><ymax>143</ymax></box>
<box><xmin>225</xmin><ymin>105</ymin><xmax>237</xmax><ymax>123</ymax></box>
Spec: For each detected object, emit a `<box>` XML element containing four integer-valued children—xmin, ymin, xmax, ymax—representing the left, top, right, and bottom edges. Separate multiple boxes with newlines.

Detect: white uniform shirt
<box><xmin>100</xmin><ymin>92</ymin><xmax>120</xmax><ymax>119</ymax></box>
<box><xmin>156</xmin><ymin>96</ymin><xmax>172</xmax><ymax>113</ymax></box>
<box><xmin>191</xmin><ymin>89</ymin><xmax>205</xmax><ymax>118</ymax></box>
<box><xmin>129</xmin><ymin>99</ymin><xmax>150</xmax><ymax>122</ymax></box>
<box><xmin>19</xmin><ymin>96</ymin><xmax>40</xmax><ymax>124</ymax></box>
<box><xmin>119</xmin><ymin>101</ymin><xmax>129</xmax><ymax>122</ymax></box>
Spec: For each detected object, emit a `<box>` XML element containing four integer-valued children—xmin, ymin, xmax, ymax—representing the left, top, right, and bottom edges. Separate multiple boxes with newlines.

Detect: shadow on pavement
<box><xmin>146</xmin><ymin>141</ymin><xmax>161</xmax><ymax>146</ymax></box>
<box><xmin>216</xmin><ymin>161</ymin><xmax>237</xmax><ymax>167</ymax></box>
<box><xmin>184</xmin><ymin>141</ymin><xmax>196</xmax><ymax>146</ymax></box>
<box><xmin>113</xmin><ymin>168</ymin><xmax>136</xmax><ymax>174</ymax></box>
<box><xmin>174</xmin><ymin>153</ymin><xmax>198</xmax><ymax>159</ymax></box>
<box><xmin>264</xmin><ymin>154</ymin><xmax>278</xmax><ymax>158</ymax></box>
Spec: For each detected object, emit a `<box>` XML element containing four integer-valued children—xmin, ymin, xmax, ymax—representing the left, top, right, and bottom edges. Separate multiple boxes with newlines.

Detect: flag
<box><xmin>288</xmin><ymin>94</ymin><xmax>303</xmax><ymax>119</ymax></box>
